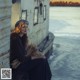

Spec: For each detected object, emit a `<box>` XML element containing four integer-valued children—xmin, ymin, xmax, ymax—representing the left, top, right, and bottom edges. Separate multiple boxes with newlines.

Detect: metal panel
<box><xmin>0</xmin><ymin>0</ymin><xmax>11</xmax><ymax>69</ymax></box>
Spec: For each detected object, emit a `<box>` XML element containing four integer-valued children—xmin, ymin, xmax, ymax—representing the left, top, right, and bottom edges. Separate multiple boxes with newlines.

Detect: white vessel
<box><xmin>0</xmin><ymin>0</ymin><xmax>54</xmax><ymax>73</ymax></box>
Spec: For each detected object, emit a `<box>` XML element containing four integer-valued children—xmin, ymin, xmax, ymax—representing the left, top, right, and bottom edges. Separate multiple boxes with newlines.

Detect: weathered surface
<box><xmin>12</xmin><ymin>0</ymin><xmax>50</xmax><ymax>46</ymax></box>
<box><xmin>49</xmin><ymin>37</ymin><xmax>80</xmax><ymax>80</ymax></box>
<box><xmin>0</xmin><ymin>0</ymin><xmax>11</xmax><ymax>69</ymax></box>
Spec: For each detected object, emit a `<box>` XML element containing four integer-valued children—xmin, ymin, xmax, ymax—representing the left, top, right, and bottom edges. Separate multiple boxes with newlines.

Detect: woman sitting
<box><xmin>10</xmin><ymin>20</ymin><xmax>52</xmax><ymax>80</ymax></box>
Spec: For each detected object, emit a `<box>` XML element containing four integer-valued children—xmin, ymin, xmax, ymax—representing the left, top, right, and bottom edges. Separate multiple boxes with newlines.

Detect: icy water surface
<box><xmin>49</xmin><ymin>7</ymin><xmax>80</xmax><ymax>80</ymax></box>
<box><xmin>49</xmin><ymin>7</ymin><xmax>80</xmax><ymax>36</ymax></box>
<box><xmin>49</xmin><ymin>37</ymin><xmax>80</xmax><ymax>80</ymax></box>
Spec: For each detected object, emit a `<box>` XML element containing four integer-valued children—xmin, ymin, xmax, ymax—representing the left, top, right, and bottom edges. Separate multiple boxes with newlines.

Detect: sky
<box><xmin>51</xmin><ymin>0</ymin><xmax>80</xmax><ymax>2</ymax></box>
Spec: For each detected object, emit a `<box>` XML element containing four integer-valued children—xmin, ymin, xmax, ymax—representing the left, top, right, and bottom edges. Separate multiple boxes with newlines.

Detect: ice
<box><xmin>49</xmin><ymin>7</ymin><xmax>80</xmax><ymax>80</ymax></box>
<box><xmin>49</xmin><ymin>37</ymin><xmax>80</xmax><ymax>80</ymax></box>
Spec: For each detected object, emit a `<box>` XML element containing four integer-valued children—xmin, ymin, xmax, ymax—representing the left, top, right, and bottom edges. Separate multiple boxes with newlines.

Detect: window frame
<box><xmin>43</xmin><ymin>5</ymin><xmax>46</xmax><ymax>21</ymax></box>
<box><xmin>33</xmin><ymin>7</ymin><xmax>39</xmax><ymax>26</ymax></box>
<box><xmin>21</xmin><ymin>10</ymin><xmax>27</xmax><ymax>20</ymax></box>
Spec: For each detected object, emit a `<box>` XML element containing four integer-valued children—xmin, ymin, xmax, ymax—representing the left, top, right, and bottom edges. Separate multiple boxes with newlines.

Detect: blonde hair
<box><xmin>12</xmin><ymin>21</ymin><xmax>26</xmax><ymax>33</ymax></box>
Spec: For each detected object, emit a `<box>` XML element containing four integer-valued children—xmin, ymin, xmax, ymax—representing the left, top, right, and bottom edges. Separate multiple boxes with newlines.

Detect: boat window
<box><xmin>21</xmin><ymin>10</ymin><xmax>27</xmax><ymax>20</ymax></box>
<box><xmin>33</xmin><ymin>7</ymin><xmax>39</xmax><ymax>25</ymax></box>
<box><xmin>40</xmin><ymin>2</ymin><xmax>43</xmax><ymax>15</ymax></box>
<box><xmin>12</xmin><ymin>0</ymin><xmax>17</xmax><ymax>4</ymax></box>
<box><xmin>43</xmin><ymin>5</ymin><xmax>46</xmax><ymax>20</ymax></box>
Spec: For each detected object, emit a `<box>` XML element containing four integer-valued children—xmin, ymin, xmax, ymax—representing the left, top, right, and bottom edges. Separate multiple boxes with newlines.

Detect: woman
<box><xmin>10</xmin><ymin>20</ymin><xmax>52</xmax><ymax>80</ymax></box>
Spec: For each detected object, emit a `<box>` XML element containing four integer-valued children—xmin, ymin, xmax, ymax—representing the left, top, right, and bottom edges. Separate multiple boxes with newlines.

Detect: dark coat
<box><xmin>10</xmin><ymin>33</ymin><xmax>52</xmax><ymax>80</ymax></box>
<box><xmin>10</xmin><ymin>33</ymin><xmax>30</xmax><ymax>65</ymax></box>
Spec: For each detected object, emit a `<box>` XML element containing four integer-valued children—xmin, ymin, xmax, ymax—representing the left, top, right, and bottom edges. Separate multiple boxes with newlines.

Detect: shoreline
<box><xmin>50</xmin><ymin>6</ymin><xmax>80</xmax><ymax>7</ymax></box>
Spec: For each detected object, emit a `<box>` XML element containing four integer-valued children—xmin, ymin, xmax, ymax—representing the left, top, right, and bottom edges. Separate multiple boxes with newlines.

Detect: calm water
<box><xmin>49</xmin><ymin>7</ymin><xmax>80</xmax><ymax>37</ymax></box>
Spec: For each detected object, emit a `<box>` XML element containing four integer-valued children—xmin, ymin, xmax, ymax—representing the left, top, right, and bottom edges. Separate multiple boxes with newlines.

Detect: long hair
<box><xmin>12</xmin><ymin>20</ymin><xmax>29</xmax><ymax>33</ymax></box>
<box><xmin>27</xmin><ymin>44</ymin><xmax>37</xmax><ymax>56</ymax></box>
<box><xmin>26</xmin><ymin>44</ymin><xmax>45</xmax><ymax>58</ymax></box>
<box><xmin>12</xmin><ymin>20</ymin><xmax>29</xmax><ymax>47</ymax></box>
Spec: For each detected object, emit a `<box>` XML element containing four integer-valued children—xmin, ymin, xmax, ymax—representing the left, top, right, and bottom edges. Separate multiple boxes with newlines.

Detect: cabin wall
<box><xmin>32</xmin><ymin>0</ymin><xmax>50</xmax><ymax>45</ymax></box>
<box><xmin>21</xmin><ymin>0</ymin><xmax>50</xmax><ymax>46</ymax></box>
<box><xmin>21</xmin><ymin>0</ymin><xmax>35</xmax><ymax>44</ymax></box>
<box><xmin>0</xmin><ymin>0</ymin><xmax>11</xmax><ymax>75</ymax></box>
<box><xmin>11</xmin><ymin>0</ymin><xmax>50</xmax><ymax>46</ymax></box>
<box><xmin>11</xmin><ymin>0</ymin><xmax>21</xmax><ymax>29</ymax></box>
<box><xmin>37</xmin><ymin>0</ymin><xmax>50</xmax><ymax>45</ymax></box>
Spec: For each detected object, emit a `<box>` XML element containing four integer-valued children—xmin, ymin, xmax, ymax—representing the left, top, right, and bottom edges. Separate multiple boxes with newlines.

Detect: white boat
<box><xmin>0</xmin><ymin>0</ymin><xmax>54</xmax><ymax>70</ymax></box>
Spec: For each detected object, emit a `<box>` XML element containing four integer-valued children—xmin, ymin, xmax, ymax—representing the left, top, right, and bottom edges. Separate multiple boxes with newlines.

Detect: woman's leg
<box><xmin>12</xmin><ymin>61</ymin><xmax>30</xmax><ymax>80</ymax></box>
<box><xmin>12</xmin><ymin>58</ymin><xmax>52</xmax><ymax>80</ymax></box>
<box><xmin>29</xmin><ymin>58</ymin><xmax>52</xmax><ymax>80</ymax></box>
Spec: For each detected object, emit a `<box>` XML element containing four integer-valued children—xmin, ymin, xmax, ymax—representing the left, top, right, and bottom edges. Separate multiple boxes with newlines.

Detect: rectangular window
<box><xmin>33</xmin><ymin>7</ymin><xmax>39</xmax><ymax>25</ymax></box>
<box><xmin>21</xmin><ymin>10</ymin><xmax>27</xmax><ymax>20</ymax></box>
<box><xmin>43</xmin><ymin>5</ymin><xmax>46</xmax><ymax>20</ymax></box>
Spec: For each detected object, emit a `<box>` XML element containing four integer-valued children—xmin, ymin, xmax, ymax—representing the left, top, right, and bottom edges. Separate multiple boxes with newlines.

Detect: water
<box><xmin>49</xmin><ymin>7</ymin><xmax>80</xmax><ymax>37</ymax></box>
<box><xmin>49</xmin><ymin>7</ymin><xmax>80</xmax><ymax>80</ymax></box>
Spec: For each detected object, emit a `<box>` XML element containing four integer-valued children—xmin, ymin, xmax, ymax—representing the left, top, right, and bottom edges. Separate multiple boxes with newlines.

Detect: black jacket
<box><xmin>10</xmin><ymin>33</ymin><xmax>30</xmax><ymax>64</ymax></box>
<box><xmin>10</xmin><ymin>33</ymin><xmax>52</xmax><ymax>80</ymax></box>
